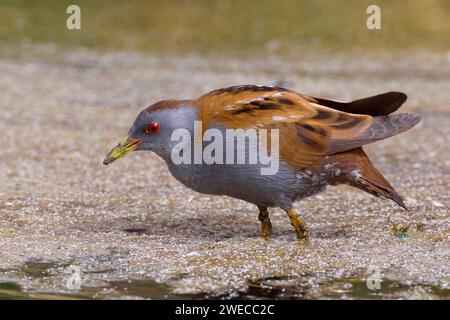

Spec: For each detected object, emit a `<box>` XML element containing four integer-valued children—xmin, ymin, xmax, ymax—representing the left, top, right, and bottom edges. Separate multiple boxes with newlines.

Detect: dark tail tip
<box><xmin>356</xmin><ymin>175</ymin><xmax>408</xmax><ymax>210</ymax></box>
<box><xmin>391</xmin><ymin>195</ymin><xmax>408</xmax><ymax>211</ymax></box>
<box><xmin>378</xmin><ymin>182</ymin><xmax>408</xmax><ymax>211</ymax></box>
<box><xmin>389</xmin><ymin>91</ymin><xmax>408</xmax><ymax>108</ymax></box>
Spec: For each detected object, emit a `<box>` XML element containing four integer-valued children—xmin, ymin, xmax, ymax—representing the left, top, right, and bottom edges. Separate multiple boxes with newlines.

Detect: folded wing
<box><xmin>196</xmin><ymin>85</ymin><xmax>420</xmax><ymax>170</ymax></box>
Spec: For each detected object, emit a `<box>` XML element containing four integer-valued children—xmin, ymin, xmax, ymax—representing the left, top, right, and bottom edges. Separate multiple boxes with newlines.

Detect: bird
<box><xmin>103</xmin><ymin>85</ymin><xmax>421</xmax><ymax>241</ymax></box>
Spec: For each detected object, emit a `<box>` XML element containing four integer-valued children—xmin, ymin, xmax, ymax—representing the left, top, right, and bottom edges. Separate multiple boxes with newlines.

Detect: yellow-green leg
<box><xmin>258</xmin><ymin>206</ymin><xmax>272</xmax><ymax>238</ymax></box>
<box><xmin>286</xmin><ymin>209</ymin><xmax>309</xmax><ymax>241</ymax></box>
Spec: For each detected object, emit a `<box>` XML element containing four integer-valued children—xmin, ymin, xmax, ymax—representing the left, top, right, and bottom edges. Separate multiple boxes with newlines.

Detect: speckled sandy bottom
<box><xmin>0</xmin><ymin>48</ymin><xmax>448</xmax><ymax>299</ymax></box>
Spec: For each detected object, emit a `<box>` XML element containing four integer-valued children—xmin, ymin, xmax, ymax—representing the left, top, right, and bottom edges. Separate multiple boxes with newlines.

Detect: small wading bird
<box><xmin>104</xmin><ymin>85</ymin><xmax>420</xmax><ymax>241</ymax></box>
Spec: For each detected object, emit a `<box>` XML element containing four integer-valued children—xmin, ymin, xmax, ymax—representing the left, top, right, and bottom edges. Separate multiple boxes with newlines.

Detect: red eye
<box><xmin>145</xmin><ymin>121</ymin><xmax>160</xmax><ymax>134</ymax></box>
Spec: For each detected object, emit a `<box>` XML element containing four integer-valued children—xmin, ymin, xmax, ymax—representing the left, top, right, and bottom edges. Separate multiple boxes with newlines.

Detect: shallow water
<box><xmin>1</xmin><ymin>261</ymin><xmax>448</xmax><ymax>300</ymax></box>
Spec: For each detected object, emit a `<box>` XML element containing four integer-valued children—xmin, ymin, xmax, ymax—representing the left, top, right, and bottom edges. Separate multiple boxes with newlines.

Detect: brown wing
<box><xmin>195</xmin><ymin>85</ymin><xmax>375</xmax><ymax>170</ymax></box>
<box><xmin>195</xmin><ymin>85</ymin><xmax>419</xmax><ymax>171</ymax></box>
<box><xmin>196</xmin><ymin>85</ymin><xmax>318</xmax><ymax>129</ymax></box>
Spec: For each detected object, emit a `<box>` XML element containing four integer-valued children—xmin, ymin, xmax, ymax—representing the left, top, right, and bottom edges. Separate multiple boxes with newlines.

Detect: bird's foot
<box><xmin>259</xmin><ymin>219</ymin><xmax>273</xmax><ymax>238</ymax></box>
<box><xmin>258</xmin><ymin>207</ymin><xmax>273</xmax><ymax>239</ymax></box>
<box><xmin>295</xmin><ymin>225</ymin><xmax>309</xmax><ymax>242</ymax></box>
<box><xmin>286</xmin><ymin>209</ymin><xmax>309</xmax><ymax>242</ymax></box>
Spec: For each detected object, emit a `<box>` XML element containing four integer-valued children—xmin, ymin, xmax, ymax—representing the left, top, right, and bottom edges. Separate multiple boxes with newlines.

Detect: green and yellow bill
<box><xmin>103</xmin><ymin>136</ymin><xmax>141</xmax><ymax>165</ymax></box>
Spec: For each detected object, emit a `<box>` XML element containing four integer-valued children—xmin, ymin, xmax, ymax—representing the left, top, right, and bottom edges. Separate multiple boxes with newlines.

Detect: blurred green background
<box><xmin>0</xmin><ymin>0</ymin><xmax>449</xmax><ymax>55</ymax></box>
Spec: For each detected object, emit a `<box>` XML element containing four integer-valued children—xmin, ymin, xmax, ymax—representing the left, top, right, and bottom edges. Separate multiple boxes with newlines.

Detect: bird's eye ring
<box><xmin>145</xmin><ymin>121</ymin><xmax>160</xmax><ymax>134</ymax></box>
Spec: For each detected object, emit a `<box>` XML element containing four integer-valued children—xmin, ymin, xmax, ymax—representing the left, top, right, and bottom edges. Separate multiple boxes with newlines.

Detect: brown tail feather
<box><xmin>328</xmin><ymin>113</ymin><xmax>421</xmax><ymax>154</ymax></box>
<box><xmin>328</xmin><ymin>148</ymin><xmax>407</xmax><ymax>209</ymax></box>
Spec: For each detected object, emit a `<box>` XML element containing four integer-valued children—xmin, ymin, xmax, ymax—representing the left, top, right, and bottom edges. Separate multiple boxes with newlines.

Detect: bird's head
<box><xmin>103</xmin><ymin>99</ymin><xmax>195</xmax><ymax>165</ymax></box>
